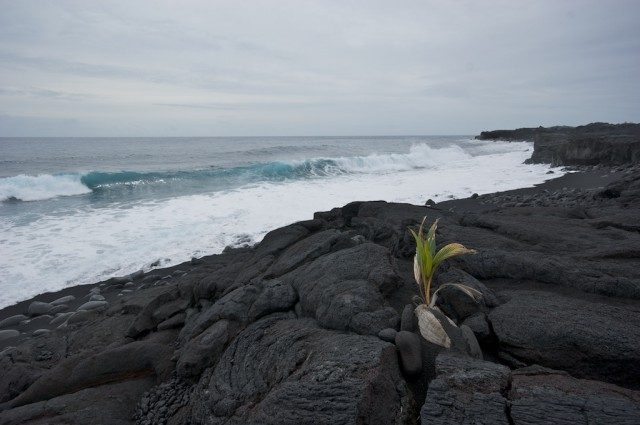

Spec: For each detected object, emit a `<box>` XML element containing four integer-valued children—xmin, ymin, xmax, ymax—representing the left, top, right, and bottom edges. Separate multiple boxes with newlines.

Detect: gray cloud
<box><xmin>0</xmin><ymin>0</ymin><xmax>638</xmax><ymax>136</ymax></box>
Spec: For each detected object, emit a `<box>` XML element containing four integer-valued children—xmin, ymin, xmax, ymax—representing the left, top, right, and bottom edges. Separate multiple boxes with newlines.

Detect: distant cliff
<box><xmin>476</xmin><ymin>122</ymin><xmax>640</xmax><ymax>166</ymax></box>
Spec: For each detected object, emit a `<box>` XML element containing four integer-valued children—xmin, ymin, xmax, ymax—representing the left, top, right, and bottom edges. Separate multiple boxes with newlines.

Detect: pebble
<box><xmin>395</xmin><ymin>331</ymin><xmax>423</xmax><ymax>376</ymax></box>
<box><xmin>25</xmin><ymin>315</ymin><xmax>53</xmax><ymax>328</ymax></box>
<box><xmin>129</xmin><ymin>270</ymin><xmax>144</xmax><ymax>280</ymax></box>
<box><xmin>33</xmin><ymin>329</ymin><xmax>51</xmax><ymax>337</ymax></box>
<box><xmin>378</xmin><ymin>328</ymin><xmax>397</xmax><ymax>343</ymax></box>
<box><xmin>90</xmin><ymin>294</ymin><xmax>106</xmax><ymax>302</ymax></box>
<box><xmin>27</xmin><ymin>301</ymin><xmax>53</xmax><ymax>317</ymax></box>
<box><xmin>67</xmin><ymin>310</ymin><xmax>97</xmax><ymax>324</ymax></box>
<box><xmin>77</xmin><ymin>300</ymin><xmax>108</xmax><ymax>311</ymax></box>
<box><xmin>111</xmin><ymin>275</ymin><xmax>133</xmax><ymax>285</ymax></box>
<box><xmin>425</xmin><ymin>199</ymin><xmax>437</xmax><ymax>207</ymax></box>
<box><xmin>50</xmin><ymin>312</ymin><xmax>74</xmax><ymax>326</ymax></box>
<box><xmin>400</xmin><ymin>304</ymin><xmax>415</xmax><ymax>332</ymax></box>
<box><xmin>51</xmin><ymin>295</ymin><xmax>75</xmax><ymax>306</ymax></box>
<box><xmin>0</xmin><ymin>329</ymin><xmax>20</xmax><ymax>341</ymax></box>
<box><xmin>49</xmin><ymin>304</ymin><xmax>69</xmax><ymax>314</ymax></box>
<box><xmin>0</xmin><ymin>314</ymin><xmax>28</xmax><ymax>329</ymax></box>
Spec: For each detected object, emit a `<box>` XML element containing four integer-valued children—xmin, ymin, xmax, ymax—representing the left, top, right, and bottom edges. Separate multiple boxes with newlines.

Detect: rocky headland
<box><xmin>477</xmin><ymin>122</ymin><xmax>640</xmax><ymax>166</ymax></box>
<box><xmin>1</xmin><ymin>124</ymin><xmax>640</xmax><ymax>424</ymax></box>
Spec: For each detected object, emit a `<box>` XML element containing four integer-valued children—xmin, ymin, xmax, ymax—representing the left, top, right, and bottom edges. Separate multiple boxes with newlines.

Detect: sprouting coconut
<box><xmin>409</xmin><ymin>217</ymin><xmax>480</xmax><ymax>347</ymax></box>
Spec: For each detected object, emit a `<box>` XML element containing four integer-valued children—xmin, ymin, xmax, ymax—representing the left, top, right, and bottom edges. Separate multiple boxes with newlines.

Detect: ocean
<box><xmin>0</xmin><ymin>136</ymin><xmax>558</xmax><ymax>307</ymax></box>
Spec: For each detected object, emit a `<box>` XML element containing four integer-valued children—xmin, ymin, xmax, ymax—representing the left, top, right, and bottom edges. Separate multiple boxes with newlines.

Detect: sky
<box><xmin>0</xmin><ymin>0</ymin><xmax>638</xmax><ymax>136</ymax></box>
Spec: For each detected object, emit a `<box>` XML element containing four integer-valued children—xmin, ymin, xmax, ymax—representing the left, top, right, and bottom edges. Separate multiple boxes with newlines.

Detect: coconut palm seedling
<box><xmin>410</xmin><ymin>217</ymin><xmax>480</xmax><ymax>348</ymax></box>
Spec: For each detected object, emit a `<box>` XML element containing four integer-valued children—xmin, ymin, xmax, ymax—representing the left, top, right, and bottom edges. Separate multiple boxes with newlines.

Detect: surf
<box><xmin>0</xmin><ymin>143</ymin><xmax>473</xmax><ymax>202</ymax></box>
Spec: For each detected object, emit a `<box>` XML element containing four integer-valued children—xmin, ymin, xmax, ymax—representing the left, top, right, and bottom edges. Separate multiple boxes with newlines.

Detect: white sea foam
<box><xmin>0</xmin><ymin>141</ymin><xmax>561</xmax><ymax>307</ymax></box>
<box><xmin>0</xmin><ymin>173</ymin><xmax>91</xmax><ymax>201</ymax></box>
<box><xmin>317</xmin><ymin>143</ymin><xmax>472</xmax><ymax>174</ymax></box>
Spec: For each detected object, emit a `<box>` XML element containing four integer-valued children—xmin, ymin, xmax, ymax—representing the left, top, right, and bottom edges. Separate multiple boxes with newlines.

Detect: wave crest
<box><xmin>0</xmin><ymin>173</ymin><xmax>92</xmax><ymax>202</ymax></box>
<box><xmin>0</xmin><ymin>143</ymin><xmax>472</xmax><ymax>202</ymax></box>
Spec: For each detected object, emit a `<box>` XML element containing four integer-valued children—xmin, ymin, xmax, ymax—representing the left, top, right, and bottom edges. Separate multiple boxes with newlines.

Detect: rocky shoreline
<box><xmin>1</xmin><ymin>127</ymin><xmax>640</xmax><ymax>424</ymax></box>
<box><xmin>477</xmin><ymin>122</ymin><xmax>640</xmax><ymax>166</ymax></box>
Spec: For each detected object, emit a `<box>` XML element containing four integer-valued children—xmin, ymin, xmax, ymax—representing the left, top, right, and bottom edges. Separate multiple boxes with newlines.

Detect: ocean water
<box><xmin>0</xmin><ymin>136</ymin><xmax>559</xmax><ymax>307</ymax></box>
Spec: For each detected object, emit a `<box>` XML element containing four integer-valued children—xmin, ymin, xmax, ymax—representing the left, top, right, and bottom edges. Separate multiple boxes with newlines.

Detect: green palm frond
<box><xmin>410</xmin><ymin>217</ymin><xmax>476</xmax><ymax>304</ymax></box>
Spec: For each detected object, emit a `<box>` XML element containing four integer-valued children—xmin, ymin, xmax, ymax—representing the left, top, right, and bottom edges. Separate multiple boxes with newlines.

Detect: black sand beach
<box><xmin>1</xmin><ymin>124</ymin><xmax>639</xmax><ymax>424</ymax></box>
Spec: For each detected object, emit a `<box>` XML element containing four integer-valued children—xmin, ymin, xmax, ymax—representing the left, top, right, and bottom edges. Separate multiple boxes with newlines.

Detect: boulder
<box><xmin>489</xmin><ymin>290</ymin><xmax>640</xmax><ymax>388</ymax></box>
<box><xmin>76</xmin><ymin>300</ymin><xmax>108</xmax><ymax>311</ymax></box>
<box><xmin>395</xmin><ymin>331</ymin><xmax>423</xmax><ymax>376</ymax></box>
<box><xmin>0</xmin><ymin>315</ymin><xmax>27</xmax><ymax>329</ymax></box>
<box><xmin>3</xmin><ymin>341</ymin><xmax>174</xmax><ymax>409</ymax></box>
<box><xmin>281</xmin><ymin>243</ymin><xmax>400</xmax><ymax>335</ymax></box>
<box><xmin>187</xmin><ymin>314</ymin><xmax>409</xmax><ymax>424</ymax></box>
<box><xmin>0</xmin><ymin>330</ymin><xmax>20</xmax><ymax>342</ymax></box>
<box><xmin>265</xmin><ymin>229</ymin><xmax>345</xmax><ymax>277</ymax></box>
<box><xmin>27</xmin><ymin>301</ymin><xmax>53</xmax><ymax>317</ymax></box>
<box><xmin>50</xmin><ymin>295</ymin><xmax>75</xmax><ymax>306</ymax></box>
<box><xmin>509</xmin><ymin>366</ymin><xmax>640</xmax><ymax>424</ymax></box>
<box><xmin>421</xmin><ymin>353</ymin><xmax>511</xmax><ymax>425</ymax></box>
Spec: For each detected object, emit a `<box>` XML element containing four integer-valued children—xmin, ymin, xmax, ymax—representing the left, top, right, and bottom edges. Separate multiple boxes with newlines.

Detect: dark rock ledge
<box><xmin>477</xmin><ymin>122</ymin><xmax>640</xmax><ymax>166</ymax></box>
<box><xmin>1</xmin><ymin>170</ymin><xmax>640</xmax><ymax>422</ymax></box>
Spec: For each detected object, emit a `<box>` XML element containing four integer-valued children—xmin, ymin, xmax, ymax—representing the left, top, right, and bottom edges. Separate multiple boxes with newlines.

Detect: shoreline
<box><xmin>1</xmin><ymin>127</ymin><xmax>639</xmax><ymax>424</ymax></box>
<box><xmin>0</xmin><ymin>162</ymin><xmax>633</xmax><ymax>347</ymax></box>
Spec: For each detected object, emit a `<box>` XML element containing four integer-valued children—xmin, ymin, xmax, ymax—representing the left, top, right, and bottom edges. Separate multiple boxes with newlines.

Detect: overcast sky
<box><xmin>0</xmin><ymin>0</ymin><xmax>638</xmax><ymax>136</ymax></box>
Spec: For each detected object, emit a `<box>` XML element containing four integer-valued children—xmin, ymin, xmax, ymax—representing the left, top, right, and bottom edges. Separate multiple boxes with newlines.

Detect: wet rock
<box><xmin>48</xmin><ymin>304</ymin><xmax>69</xmax><ymax>314</ymax></box>
<box><xmin>77</xmin><ymin>300</ymin><xmax>108</xmax><ymax>311</ymax></box>
<box><xmin>50</xmin><ymin>295</ymin><xmax>75</xmax><ymax>306</ymax></box>
<box><xmin>0</xmin><ymin>330</ymin><xmax>20</xmax><ymax>342</ymax></box>
<box><xmin>67</xmin><ymin>310</ymin><xmax>98</xmax><ymax>325</ymax></box>
<box><xmin>27</xmin><ymin>301</ymin><xmax>53</xmax><ymax>317</ymax></box>
<box><xmin>111</xmin><ymin>275</ymin><xmax>133</xmax><ymax>285</ymax></box>
<box><xmin>0</xmin><ymin>314</ymin><xmax>27</xmax><ymax>329</ymax></box>
<box><xmin>50</xmin><ymin>312</ymin><xmax>74</xmax><ymax>326</ymax></box>
<box><xmin>24</xmin><ymin>315</ymin><xmax>53</xmax><ymax>328</ymax></box>
<box><xmin>89</xmin><ymin>294</ymin><xmax>106</xmax><ymax>302</ymax></box>
<box><xmin>33</xmin><ymin>329</ymin><xmax>51</xmax><ymax>337</ymax></box>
